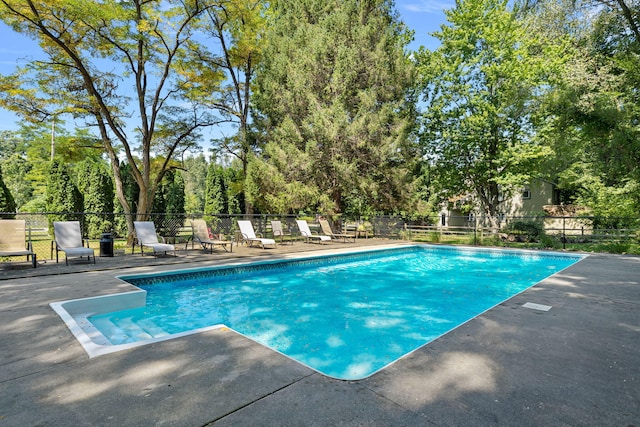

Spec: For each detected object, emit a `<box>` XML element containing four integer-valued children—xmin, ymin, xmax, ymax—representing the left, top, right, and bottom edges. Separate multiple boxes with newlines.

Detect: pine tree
<box><xmin>251</xmin><ymin>0</ymin><xmax>417</xmax><ymax>215</ymax></box>
<box><xmin>45</xmin><ymin>160</ymin><xmax>83</xmax><ymax>230</ymax></box>
<box><xmin>204</xmin><ymin>163</ymin><xmax>228</xmax><ymax>227</ymax></box>
<box><xmin>77</xmin><ymin>161</ymin><xmax>114</xmax><ymax>238</ymax></box>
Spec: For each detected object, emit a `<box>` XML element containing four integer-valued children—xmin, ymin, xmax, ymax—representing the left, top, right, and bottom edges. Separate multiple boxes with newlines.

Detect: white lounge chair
<box><xmin>237</xmin><ymin>220</ymin><xmax>276</xmax><ymax>249</ymax></box>
<box><xmin>133</xmin><ymin>221</ymin><xmax>176</xmax><ymax>256</ymax></box>
<box><xmin>319</xmin><ymin>219</ymin><xmax>356</xmax><ymax>243</ymax></box>
<box><xmin>0</xmin><ymin>219</ymin><xmax>37</xmax><ymax>268</ymax></box>
<box><xmin>296</xmin><ymin>220</ymin><xmax>331</xmax><ymax>244</ymax></box>
<box><xmin>53</xmin><ymin>221</ymin><xmax>95</xmax><ymax>265</ymax></box>
<box><xmin>191</xmin><ymin>219</ymin><xmax>232</xmax><ymax>253</ymax></box>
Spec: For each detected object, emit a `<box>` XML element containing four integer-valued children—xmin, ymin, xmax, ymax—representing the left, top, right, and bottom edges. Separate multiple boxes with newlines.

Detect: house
<box><xmin>440</xmin><ymin>180</ymin><xmax>560</xmax><ymax>227</ymax></box>
<box><xmin>500</xmin><ymin>180</ymin><xmax>559</xmax><ymax>218</ymax></box>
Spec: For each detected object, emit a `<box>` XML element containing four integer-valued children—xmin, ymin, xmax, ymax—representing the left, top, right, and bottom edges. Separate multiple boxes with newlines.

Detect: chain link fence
<box><xmin>2</xmin><ymin>212</ymin><xmax>640</xmax><ymax>263</ymax></box>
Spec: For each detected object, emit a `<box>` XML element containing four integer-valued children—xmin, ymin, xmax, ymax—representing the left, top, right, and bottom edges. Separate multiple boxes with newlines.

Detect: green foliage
<box><xmin>0</xmin><ymin>166</ymin><xmax>17</xmax><ymax>217</ymax></box>
<box><xmin>573</xmin><ymin>178</ymin><xmax>640</xmax><ymax>228</ymax></box>
<box><xmin>0</xmin><ymin>0</ymin><xmax>221</xmax><ymax>226</ymax></box>
<box><xmin>204</xmin><ymin>163</ymin><xmax>228</xmax><ymax>224</ymax></box>
<box><xmin>77</xmin><ymin>160</ymin><xmax>114</xmax><ymax>238</ymax></box>
<box><xmin>524</xmin><ymin>0</ymin><xmax>640</xmax><ymax>216</ymax></box>
<box><xmin>45</xmin><ymin>160</ymin><xmax>83</xmax><ymax>229</ymax></box>
<box><xmin>182</xmin><ymin>155</ymin><xmax>208</xmax><ymax>213</ymax></box>
<box><xmin>252</xmin><ymin>0</ymin><xmax>418</xmax><ymax>215</ymax></box>
<box><xmin>20</xmin><ymin>196</ymin><xmax>46</xmax><ymax>213</ymax></box>
<box><xmin>149</xmin><ymin>169</ymin><xmax>186</xmax><ymax>237</ymax></box>
<box><xmin>165</xmin><ymin>171</ymin><xmax>185</xmax><ymax>216</ymax></box>
<box><xmin>417</xmin><ymin>0</ymin><xmax>561</xmax><ymax>222</ymax></box>
<box><xmin>503</xmin><ymin>220</ymin><xmax>545</xmax><ymax>240</ymax></box>
<box><xmin>224</xmin><ymin>165</ymin><xmax>244</xmax><ymax>215</ymax></box>
<box><xmin>0</xmin><ymin>154</ymin><xmax>31</xmax><ymax>209</ymax></box>
<box><xmin>0</xmin><ymin>130</ymin><xmax>32</xmax><ymax>208</ymax></box>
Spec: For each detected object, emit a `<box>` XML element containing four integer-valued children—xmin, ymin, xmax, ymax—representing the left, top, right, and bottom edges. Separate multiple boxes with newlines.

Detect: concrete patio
<box><xmin>1</xmin><ymin>240</ymin><xmax>639</xmax><ymax>426</ymax></box>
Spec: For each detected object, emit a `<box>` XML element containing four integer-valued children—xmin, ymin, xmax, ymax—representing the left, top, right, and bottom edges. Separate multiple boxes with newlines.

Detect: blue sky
<box><xmin>0</xmin><ymin>0</ymin><xmax>453</xmax><ymax>135</ymax></box>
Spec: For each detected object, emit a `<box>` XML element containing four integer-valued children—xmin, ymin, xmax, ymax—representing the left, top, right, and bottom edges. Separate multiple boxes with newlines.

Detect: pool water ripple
<box><xmin>89</xmin><ymin>246</ymin><xmax>584</xmax><ymax>380</ymax></box>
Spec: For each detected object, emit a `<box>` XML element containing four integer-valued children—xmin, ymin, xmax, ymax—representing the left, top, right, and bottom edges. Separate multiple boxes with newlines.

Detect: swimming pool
<box><xmin>51</xmin><ymin>245</ymin><xmax>585</xmax><ymax>380</ymax></box>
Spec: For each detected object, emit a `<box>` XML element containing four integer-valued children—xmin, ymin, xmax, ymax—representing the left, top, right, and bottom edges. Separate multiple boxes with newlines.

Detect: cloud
<box><xmin>402</xmin><ymin>0</ymin><xmax>454</xmax><ymax>13</ymax></box>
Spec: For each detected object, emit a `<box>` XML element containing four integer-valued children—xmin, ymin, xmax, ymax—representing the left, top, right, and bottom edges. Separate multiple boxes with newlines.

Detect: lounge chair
<box><xmin>191</xmin><ymin>219</ymin><xmax>232</xmax><ymax>253</ymax></box>
<box><xmin>133</xmin><ymin>221</ymin><xmax>176</xmax><ymax>256</ymax></box>
<box><xmin>319</xmin><ymin>219</ymin><xmax>356</xmax><ymax>243</ymax></box>
<box><xmin>53</xmin><ymin>221</ymin><xmax>95</xmax><ymax>265</ymax></box>
<box><xmin>237</xmin><ymin>220</ymin><xmax>276</xmax><ymax>249</ymax></box>
<box><xmin>270</xmin><ymin>220</ymin><xmax>293</xmax><ymax>245</ymax></box>
<box><xmin>0</xmin><ymin>219</ymin><xmax>37</xmax><ymax>268</ymax></box>
<box><xmin>296</xmin><ymin>220</ymin><xmax>331</xmax><ymax>244</ymax></box>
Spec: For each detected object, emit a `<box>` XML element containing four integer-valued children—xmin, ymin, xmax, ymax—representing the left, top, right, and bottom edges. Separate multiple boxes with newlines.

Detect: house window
<box><xmin>522</xmin><ymin>188</ymin><xmax>531</xmax><ymax>199</ymax></box>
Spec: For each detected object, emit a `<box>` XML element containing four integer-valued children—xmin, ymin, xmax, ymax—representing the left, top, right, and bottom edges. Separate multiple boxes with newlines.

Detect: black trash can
<box><xmin>99</xmin><ymin>232</ymin><xmax>114</xmax><ymax>257</ymax></box>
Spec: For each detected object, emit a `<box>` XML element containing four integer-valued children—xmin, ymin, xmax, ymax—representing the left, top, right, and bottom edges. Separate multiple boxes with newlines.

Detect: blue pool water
<box><xmin>90</xmin><ymin>246</ymin><xmax>584</xmax><ymax>379</ymax></box>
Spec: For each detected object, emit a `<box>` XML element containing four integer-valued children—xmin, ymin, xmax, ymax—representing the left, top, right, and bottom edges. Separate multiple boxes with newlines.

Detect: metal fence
<box><xmin>1</xmin><ymin>212</ymin><xmax>639</xmax><ymax>262</ymax></box>
<box><xmin>401</xmin><ymin>214</ymin><xmax>640</xmax><ymax>250</ymax></box>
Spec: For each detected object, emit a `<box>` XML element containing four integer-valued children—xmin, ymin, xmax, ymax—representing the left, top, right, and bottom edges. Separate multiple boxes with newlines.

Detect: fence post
<box><xmin>562</xmin><ymin>216</ymin><xmax>566</xmax><ymax>250</ymax></box>
<box><xmin>474</xmin><ymin>216</ymin><xmax>477</xmax><ymax>246</ymax></box>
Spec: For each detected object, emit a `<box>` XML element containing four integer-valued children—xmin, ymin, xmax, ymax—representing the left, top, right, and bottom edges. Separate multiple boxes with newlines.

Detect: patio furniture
<box><xmin>319</xmin><ymin>219</ymin><xmax>356</xmax><ymax>243</ymax></box>
<box><xmin>191</xmin><ymin>219</ymin><xmax>232</xmax><ymax>253</ymax></box>
<box><xmin>270</xmin><ymin>220</ymin><xmax>293</xmax><ymax>245</ymax></box>
<box><xmin>53</xmin><ymin>221</ymin><xmax>95</xmax><ymax>265</ymax></box>
<box><xmin>237</xmin><ymin>220</ymin><xmax>276</xmax><ymax>249</ymax></box>
<box><xmin>133</xmin><ymin>221</ymin><xmax>176</xmax><ymax>256</ymax></box>
<box><xmin>296</xmin><ymin>220</ymin><xmax>331</xmax><ymax>244</ymax></box>
<box><xmin>0</xmin><ymin>219</ymin><xmax>37</xmax><ymax>268</ymax></box>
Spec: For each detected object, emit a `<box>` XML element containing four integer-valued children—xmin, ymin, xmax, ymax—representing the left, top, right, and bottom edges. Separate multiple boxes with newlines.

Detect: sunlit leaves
<box><xmin>417</xmin><ymin>0</ymin><xmax>558</xmax><ymax>218</ymax></box>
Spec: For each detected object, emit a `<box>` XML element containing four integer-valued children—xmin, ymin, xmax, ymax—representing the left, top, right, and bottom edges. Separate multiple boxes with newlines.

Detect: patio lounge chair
<box><xmin>191</xmin><ymin>219</ymin><xmax>232</xmax><ymax>253</ymax></box>
<box><xmin>53</xmin><ymin>221</ymin><xmax>95</xmax><ymax>265</ymax></box>
<box><xmin>133</xmin><ymin>221</ymin><xmax>176</xmax><ymax>256</ymax></box>
<box><xmin>0</xmin><ymin>219</ymin><xmax>37</xmax><ymax>268</ymax></box>
<box><xmin>270</xmin><ymin>220</ymin><xmax>293</xmax><ymax>245</ymax></box>
<box><xmin>237</xmin><ymin>220</ymin><xmax>276</xmax><ymax>249</ymax></box>
<box><xmin>319</xmin><ymin>219</ymin><xmax>356</xmax><ymax>243</ymax></box>
<box><xmin>296</xmin><ymin>220</ymin><xmax>331</xmax><ymax>244</ymax></box>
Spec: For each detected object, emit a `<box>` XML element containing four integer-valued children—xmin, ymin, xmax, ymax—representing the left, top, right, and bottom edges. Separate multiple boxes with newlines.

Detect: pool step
<box><xmin>92</xmin><ymin>316</ymin><xmax>169</xmax><ymax>344</ymax></box>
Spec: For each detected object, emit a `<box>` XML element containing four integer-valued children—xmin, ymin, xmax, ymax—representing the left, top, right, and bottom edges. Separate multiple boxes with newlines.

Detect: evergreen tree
<box><xmin>45</xmin><ymin>160</ymin><xmax>83</xmax><ymax>229</ymax></box>
<box><xmin>224</xmin><ymin>165</ymin><xmax>243</xmax><ymax>215</ymax></box>
<box><xmin>77</xmin><ymin>160</ymin><xmax>114</xmax><ymax>238</ymax></box>
<box><xmin>182</xmin><ymin>154</ymin><xmax>208</xmax><ymax>213</ymax></box>
<box><xmin>204</xmin><ymin>163</ymin><xmax>228</xmax><ymax>226</ymax></box>
<box><xmin>166</xmin><ymin>171</ymin><xmax>186</xmax><ymax>218</ymax></box>
<box><xmin>251</xmin><ymin>0</ymin><xmax>417</xmax><ymax>215</ymax></box>
<box><xmin>151</xmin><ymin>170</ymin><xmax>186</xmax><ymax>236</ymax></box>
<box><xmin>0</xmin><ymin>166</ymin><xmax>17</xmax><ymax>218</ymax></box>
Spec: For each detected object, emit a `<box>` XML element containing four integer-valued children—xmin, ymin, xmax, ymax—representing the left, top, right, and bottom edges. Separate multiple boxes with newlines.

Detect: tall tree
<box><xmin>204</xmin><ymin>162</ymin><xmax>228</xmax><ymax>224</ymax></box>
<box><xmin>0</xmin><ymin>0</ymin><xmax>220</xmax><ymax>240</ymax></box>
<box><xmin>250</xmin><ymin>0</ymin><xmax>417</xmax><ymax>215</ymax></box>
<box><xmin>45</xmin><ymin>160</ymin><xmax>83</xmax><ymax>228</ymax></box>
<box><xmin>416</xmin><ymin>0</ymin><xmax>561</xmax><ymax>225</ymax></box>
<box><xmin>182</xmin><ymin>154</ymin><xmax>209</xmax><ymax>213</ymax></box>
<box><xmin>77</xmin><ymin>160</ymin><xmax>114</xmax><ymax>238</ymax></box>
<box><xmin>185</xmin><ymin>0</ymin><xmax>268</xmax><ymax>214</ymax></box>
<box><xmin>522</xmin><ymin>0</ymin><xmax>640</xmax><ymax>221</ymax></box>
